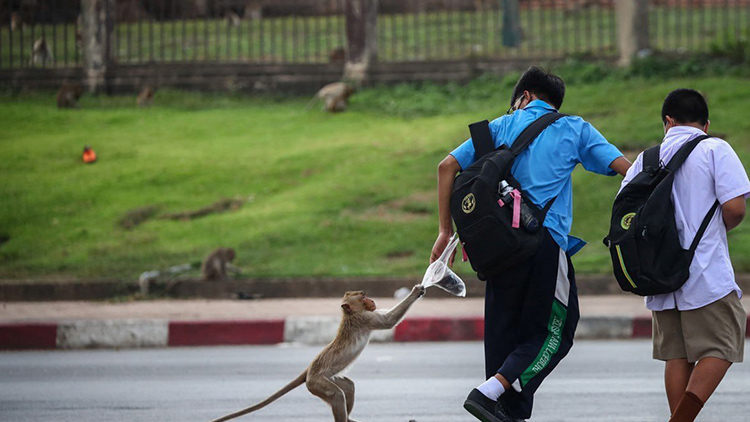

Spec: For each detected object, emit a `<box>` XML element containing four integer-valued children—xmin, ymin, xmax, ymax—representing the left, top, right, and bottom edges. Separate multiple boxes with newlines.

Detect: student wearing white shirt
<box><xmin>620</xmin><ymin>89</ymin><xmax>749</xmax><ymax>422</ymax></box>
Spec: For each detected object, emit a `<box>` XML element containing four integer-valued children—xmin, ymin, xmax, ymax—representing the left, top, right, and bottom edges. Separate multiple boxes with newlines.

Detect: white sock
<box><xmin>476</xmin><ymin>376</ymin><xmax>505</xmax><ymax>401</ymax></box>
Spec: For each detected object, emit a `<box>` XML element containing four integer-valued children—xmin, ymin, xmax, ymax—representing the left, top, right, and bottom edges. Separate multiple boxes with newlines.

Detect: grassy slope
<box><xmin>1</xmin><ymin>76</ymin><xmax>749</xmax><ymax>280</ymax></box>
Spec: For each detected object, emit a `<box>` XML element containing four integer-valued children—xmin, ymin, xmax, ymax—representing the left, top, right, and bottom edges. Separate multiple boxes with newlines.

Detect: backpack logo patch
<box><xmin>462</xmin><ymin>193</ymin><xmax>476</xmax><ymax>214</ymax></box>
<box><xmin>621</xmin><ymin>212</ymin><xmax>636</xmax><ymax>230</ymax></box>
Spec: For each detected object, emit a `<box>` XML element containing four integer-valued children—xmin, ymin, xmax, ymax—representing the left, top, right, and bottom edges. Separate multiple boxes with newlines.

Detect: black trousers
<box><xmin>483</xmin><ymin>230</ymin><xmax>580</xmax><ymax>420</ymax></box>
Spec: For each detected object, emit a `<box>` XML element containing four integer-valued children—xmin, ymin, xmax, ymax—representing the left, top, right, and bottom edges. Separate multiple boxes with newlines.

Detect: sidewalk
<box><xmin>1</xmin><ymin>295</ymin><xmax>748</xmax><ymax>350</ymax></box>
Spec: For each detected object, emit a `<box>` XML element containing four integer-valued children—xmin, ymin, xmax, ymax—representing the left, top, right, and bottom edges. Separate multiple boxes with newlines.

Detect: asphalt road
<box><xmin>1</xmin><ymin>340</ymin><xmax>749</xmax><ymax>422</ymax></box>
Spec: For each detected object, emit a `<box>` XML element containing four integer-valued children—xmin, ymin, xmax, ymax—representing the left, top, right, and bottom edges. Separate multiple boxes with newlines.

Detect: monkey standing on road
<box><xmin>210</xmin><ymin>285</ymin><xmax>426</xmax><ymax>422</ymax></box>
<box><xmin>201</xmin><ymin>247</ymin><xmax>238</xmax><ymax>281</ymax></box>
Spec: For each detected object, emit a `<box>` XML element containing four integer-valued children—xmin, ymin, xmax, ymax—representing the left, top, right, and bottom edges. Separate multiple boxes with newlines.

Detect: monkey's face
<box><xmin>361</xmin><ymin>292</ymin><xmax>376</xmax><ymax>312</ymax></box>
<box><xmin>341</xmin><ymin>291</ymin><xmax>376</xmax><ymax>314</ymax></box>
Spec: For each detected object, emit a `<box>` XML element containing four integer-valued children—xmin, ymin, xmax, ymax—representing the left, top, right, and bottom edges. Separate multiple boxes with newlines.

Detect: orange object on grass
<box><xmin>82</xmin><ymin>145</ymin><xmax>97</xmax><ymax>163</ymax></box>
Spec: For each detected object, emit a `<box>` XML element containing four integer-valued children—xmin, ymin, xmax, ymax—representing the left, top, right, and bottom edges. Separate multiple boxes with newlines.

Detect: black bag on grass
<box><xmin>450</xmin><ymin>113</ymin><xmax>565</xmax><ymax>280</ymax></box>
<box><xmin>603</xmin><ymin>135</ymin><xmax>720</xmax><ymax>296</ymax></box>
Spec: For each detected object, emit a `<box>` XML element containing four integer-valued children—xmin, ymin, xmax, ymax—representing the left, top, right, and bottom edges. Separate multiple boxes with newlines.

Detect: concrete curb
<box><xmin>13</xmin><ymin>274</ymin><xmax>750</xmax><ymax>301</ymax></box>
<box><xmin>3</xmin><ymin>315</ymin><xmax>748</xmax><ymax>351</ymax></box>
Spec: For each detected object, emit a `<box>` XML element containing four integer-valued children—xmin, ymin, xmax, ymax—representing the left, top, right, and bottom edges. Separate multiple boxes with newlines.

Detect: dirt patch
<box><xmin>118</xmin><ymin>206</ymin><xmax>160</xmax><ymax>230</ymax></box>
<box><xmin>162</xmin><ymin>198</ymin><xmax>244</xmax><ymax>221</ymax></box>
<box><xmin>345</xmin><ymin>191</ymin><xmax>434</xmax><ymax>222</ymax></box>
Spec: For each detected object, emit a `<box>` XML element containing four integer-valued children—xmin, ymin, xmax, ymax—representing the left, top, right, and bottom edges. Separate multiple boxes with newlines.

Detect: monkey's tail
<box><xmin>304</xmin><ymin>95</ymin><xmax>320</xmax><ymax>111</ymax></box>
<box><xmin>209</xmin><ymin>370</ymin><xmax>307</xmax><ymax>422</ymax></box>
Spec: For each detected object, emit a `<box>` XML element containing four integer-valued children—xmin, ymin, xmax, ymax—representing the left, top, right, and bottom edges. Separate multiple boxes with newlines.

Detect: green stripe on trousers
<box><xmin>519</xmin><ymin>298</ymin><xmax>567</xmax><ymax>387</ymax></box>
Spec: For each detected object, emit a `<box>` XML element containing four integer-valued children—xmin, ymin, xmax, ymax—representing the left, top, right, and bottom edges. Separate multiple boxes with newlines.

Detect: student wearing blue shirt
<box><xmin>430</xmin><ymin>67</ymin><xmax>631</xmax><ymax>422</ymax></box>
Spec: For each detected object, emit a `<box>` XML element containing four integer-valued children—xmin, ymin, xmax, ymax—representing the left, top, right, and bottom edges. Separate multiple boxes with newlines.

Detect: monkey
<box><xmin>564</xmin><ymin>0</ymin><xmax>596</xmax><ymax>17</ymax></box>
<box><xmin>30</xmin><ymin>37</ymin><xmax>54</xmax><ymax>67</ymax></box>
<box><xmin>210</xmin><ymin>284</ymin><xmax>426</xmax><ymax>422</ymax></box>
<box><xmin>56</xmin><ymin>83</ymin><xmax>83</xmax><ymax>109</ymax></box>
<box><xmin>308</xmin><ymin>82</ymin><xmax>355</xmax><ymax>113</ymax></box>
<box><xmin>328</xmin><ymin>46</ymin><xmax>345</xmax><ymax>64</ymax></box>
<box><xmin>10</xmin><ymin>12</ymin><xmax>23</xmax><ymax>32</ymax></box>
<box><xmin>224</xmin><ymin>11</ymin><xmax>241</xmax><ymax>27</ymax></box>
<box><xmin>201</xmin><ymin>247</ymin><xmax>239</xmax><ymax>281</ymax></box>
<box><xmin>243</xmin><ymin>1</ymin><xmax>262</xmax><ymax>20</ymax></box>
<box><xmin>136</xmin><ymin>86</ymin><xmax>155</xmax><ymax>107</ymax></box>
<box><xmin>75</xmin><ymin>14</ymin><xmax>83</xmax><ymax>50</ymax></box>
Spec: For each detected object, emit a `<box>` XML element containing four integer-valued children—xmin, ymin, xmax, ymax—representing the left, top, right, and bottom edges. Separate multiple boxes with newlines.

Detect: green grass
<box><xmin>3</xmin><ymin>6</ymin><xmax>749</xmax><ymax>67</ymax></box>
<box><xmin>2</xmin><ymin>73</ymin><xmax>750</xmax><ymax>281</ymax></box>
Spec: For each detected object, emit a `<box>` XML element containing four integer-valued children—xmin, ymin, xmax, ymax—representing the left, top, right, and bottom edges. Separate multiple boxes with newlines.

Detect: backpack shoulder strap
<box><xmin>469</xmin><ymin>119</ymin><xmax>494</xmax><ymax>161</ymax></box>
<box><xmin>665</xmin><ymin>134</ymin><xmax>712</xmax><ymax>173</ymax></box>
<box><xmin>642</xmin><ymin>145</ymin><xmax>661</xmax><ymax>175</ymax></box>
<box><xmin>510</xmin><ymin>112</ymin><xmax>567</xmax><ymax>156</ymax></box>
<box><xmin>689</xmin><ymin>200</ymin><xmax>721</xmax><ymax>254</ymax></box>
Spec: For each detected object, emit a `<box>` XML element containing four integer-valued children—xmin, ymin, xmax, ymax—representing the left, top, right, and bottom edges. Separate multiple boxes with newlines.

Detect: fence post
<box><xmin>80</xmin><ymin>0</ymin><xmax>114</xmax><ymax>93</ymax></box>
<box><xmin>502</xmin><ymin>0</ymin><xmax>521</xmax><ymax>48</ymax></box>
<box><xmin>344</xmin><ymin>0</ymin><xmax>378</xmax><ymax>84</ymax></box>
<box><xmin>616</xmin><ymin>0</ymin><xmax>649</xmax><ymax>66</ymax></box>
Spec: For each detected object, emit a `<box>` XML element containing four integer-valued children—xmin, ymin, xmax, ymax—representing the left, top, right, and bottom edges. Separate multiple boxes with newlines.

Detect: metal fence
<box><xmin>1</xmin><ymin>0</ymin><xmax>82</xmax><ymax>69</ymax></box>
<box><xmin>649</xmin><ymin>0</ymin><xmax>750</xmax><ymax>53</ymax></box>
<box><xmin>2</xmin><ymin>0</ymin><xmax>750</xmax><ymax>70</ymax></box>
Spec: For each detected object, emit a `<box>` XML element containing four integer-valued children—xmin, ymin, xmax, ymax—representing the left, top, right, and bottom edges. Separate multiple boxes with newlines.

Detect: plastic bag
<box><xmin>421</xmin><ymin>233</ymin><xmax>466</xmax><ymax>297</ymax></box>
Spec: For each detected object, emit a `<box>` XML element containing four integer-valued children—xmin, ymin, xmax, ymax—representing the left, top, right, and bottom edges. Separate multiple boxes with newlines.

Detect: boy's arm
<box><xmin>431</xmin><ymin>155</ymin><xmax>461</xmax><ymax>264</ymax></box>
<box><xmin>609</xmin><ymin>156</ymin><xmax>632</xmax><ymax>177</ymax></box>
<box><xmin>711</xmin><ymin>140</ymin><xmax>750</xmax><ymax>231</ymax></box>
<box><xmin>722</xmin><ymin>196</ymin><xmax>746</xmax><ymax>232</ymax></box>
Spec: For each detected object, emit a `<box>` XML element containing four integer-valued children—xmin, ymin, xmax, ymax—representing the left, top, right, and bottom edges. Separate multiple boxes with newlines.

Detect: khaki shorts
<box><xmin>653</xmin><ymin>292</ymin><xmax>746</xmax><ymax>363</ymax></box>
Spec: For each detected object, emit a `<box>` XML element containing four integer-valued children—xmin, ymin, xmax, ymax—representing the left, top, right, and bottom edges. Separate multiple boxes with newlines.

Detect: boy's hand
<box><xmin>430</xmin><ymin>232</ymin><xmax>456</xmax><ymax>266</ymax></box>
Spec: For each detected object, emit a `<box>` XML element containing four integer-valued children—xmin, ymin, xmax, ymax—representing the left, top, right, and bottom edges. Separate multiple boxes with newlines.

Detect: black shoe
<box><xmin>494</xmin><ymin>399</ymin><xmax>525</xmax><ymax>422</ymax></box>
<box><xmin>463</xmin><ymin>389</ymin><xmax>502</xmax><ymax>422</ymax></box>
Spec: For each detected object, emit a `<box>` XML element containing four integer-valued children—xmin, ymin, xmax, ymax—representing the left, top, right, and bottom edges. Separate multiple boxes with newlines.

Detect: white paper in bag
<box><xmin>421</xmin><ymin>233</ymin><xmax>466</xmax><ymax>297</ymax></box>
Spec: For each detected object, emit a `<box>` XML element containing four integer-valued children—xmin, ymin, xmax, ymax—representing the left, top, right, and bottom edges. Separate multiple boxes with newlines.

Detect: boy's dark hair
<box><xmin>661</xmin><ymin>88</ymin><xmax>709</xmax><ymax>125</ymax></box>
<box><xmin>510</xmin><ymin>66</ymin><xmax>566</xmax><ymax>110</ymax></box>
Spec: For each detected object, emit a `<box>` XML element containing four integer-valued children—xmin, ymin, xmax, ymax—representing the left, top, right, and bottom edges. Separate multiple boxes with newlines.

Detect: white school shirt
<box><xmin>619</xmin><ymin>126</ymin><xmax>750</xmax><ymax>311</ymax></box>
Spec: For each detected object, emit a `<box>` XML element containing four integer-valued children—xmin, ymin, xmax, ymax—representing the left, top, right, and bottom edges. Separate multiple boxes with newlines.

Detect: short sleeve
<box><xmin>450</xmin><ymin>138</ymin><xmax>475</xmax><ymax>171</ymax></box>
<box><xmin>712</xmin><ymin>141</ymin><xmax>750</xmax><ymax>204</ymax></box>
<box><xmin>577</xmin><ymin>121</ymin><xmax>623</xmax><ymax>176</ymax></box>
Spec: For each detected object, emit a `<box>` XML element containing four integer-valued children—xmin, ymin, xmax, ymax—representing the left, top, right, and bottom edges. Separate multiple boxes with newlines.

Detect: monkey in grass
<box><xmin>56</xmin><ymin>83</ymin><xmax>83</xmax><ymax>109</ymax></box>
<box><xmin>201</xmin><ymin>247</ymin><xmax>239</xmax><ymax>281</ymax></box>
<box><xmin>308</xmin><ymin>82</ymin><xmax>355</xmax><ymax>113</ymax></box>
<box><xmin>137</xmin><ymin>86</ymin><xmax>155</xmax><ymax>108</ymax></box>
<box><xmin>210</xmin><ymin>285</ymin><xmax>426</xmax><ymax>422</ymax></box>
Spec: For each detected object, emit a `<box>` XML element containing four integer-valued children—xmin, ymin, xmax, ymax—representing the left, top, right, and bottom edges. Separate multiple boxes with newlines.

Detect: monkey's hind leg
<box><xmin>307</xmin><ymin>376</ymin><xmax>350</xmax><ymax>422</ymax></box>
<box><xmin>332</xmin><ymin>376</ymin><xmax>359</xmax><ymax>420</ymax></box>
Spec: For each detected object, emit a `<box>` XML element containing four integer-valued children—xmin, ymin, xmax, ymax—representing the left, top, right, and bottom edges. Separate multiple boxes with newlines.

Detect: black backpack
<box><xmin>451</xmin><ymin>113</ymin><xmax>565</xmax><ymax>280</ymax></box>
<box><xmin>604</xmin><ymin>135</ymin><xmax>720</xmax><ymax>296</ymax></box>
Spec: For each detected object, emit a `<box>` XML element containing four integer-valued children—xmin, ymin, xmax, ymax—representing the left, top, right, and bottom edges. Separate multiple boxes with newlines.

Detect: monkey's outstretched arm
<box><xmin>210</xmin><ymin>370</ymin><xmax>307</xmax><ymax>422</ymax></box>
<box><xmin>368</xmin><ymin>285</ymin><xmax>424</xmax><ymax>330</ymax></box>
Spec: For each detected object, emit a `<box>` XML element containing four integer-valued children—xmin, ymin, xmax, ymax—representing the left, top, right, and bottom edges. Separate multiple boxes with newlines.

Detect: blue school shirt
<box><xmin>450</xmin><ymin>100</ymin><xmax>623</xmax><ymax>255</ymax></box>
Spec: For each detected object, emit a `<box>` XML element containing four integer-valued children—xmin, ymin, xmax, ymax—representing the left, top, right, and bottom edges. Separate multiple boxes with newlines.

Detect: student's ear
<box><xmin>704</xmin><ymin>119</ymin><xmax>710</xmax><ymax>133</ymax></box>
<box><xmin>663</xmin><ymin>116</ymin><xmax>676</xmax><ymax>134</ymax></box>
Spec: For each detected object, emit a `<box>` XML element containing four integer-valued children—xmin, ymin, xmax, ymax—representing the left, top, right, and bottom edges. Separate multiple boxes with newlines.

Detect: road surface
<box><xmin>2</xmin><ymin>340</ymin><xmax>749</xmax><ymax>421</ymax></box>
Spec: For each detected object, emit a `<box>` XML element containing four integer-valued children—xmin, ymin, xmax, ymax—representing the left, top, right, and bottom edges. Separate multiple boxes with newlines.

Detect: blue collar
<box><xmin>524</xmin><ymin>99</ymin><xmax>558</xmax><ymax>111</ymax></box>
